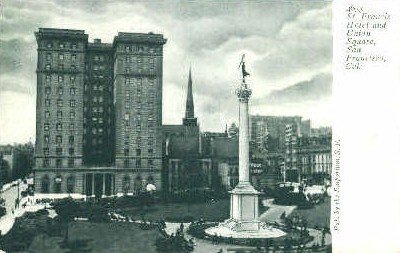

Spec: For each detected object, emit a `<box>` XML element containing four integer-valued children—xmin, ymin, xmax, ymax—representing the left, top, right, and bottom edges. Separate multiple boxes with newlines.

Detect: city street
<box><xmin>0</xmin><ymin>180</ymin><xmax>27</xmax><ymax>215</ymax></box>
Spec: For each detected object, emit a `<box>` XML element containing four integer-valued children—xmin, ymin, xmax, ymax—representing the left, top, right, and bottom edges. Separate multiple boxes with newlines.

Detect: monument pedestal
<box><xmin>228</xmin><ymin>182</ymin><xmax>261</xmax><ymax>231</ymax></box>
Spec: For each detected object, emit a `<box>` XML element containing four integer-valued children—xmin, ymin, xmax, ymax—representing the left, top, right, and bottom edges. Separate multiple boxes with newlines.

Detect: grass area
<box><xmin>1</xmin><ymin>210</ymin><xmax>160</xmax><ymax>253</ymax></box>
<box><xmin>288</xmin><ymin>197</ymin><xmax>331</xmax><ymax>228</ymax></box>
<box><xmin>29</xmin><ymin>221</ymin><xmax>160</xmax><ymax>253</ymax></box>
<box><xmin>120</xmin><ymin>198</ymin><xmax>230</xmax><ymax>222</ymax></box>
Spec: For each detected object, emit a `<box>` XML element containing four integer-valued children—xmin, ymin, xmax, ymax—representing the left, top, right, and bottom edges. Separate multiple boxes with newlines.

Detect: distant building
<box><xmin>310</xmin><ymin>126</ymin><xmax>332</xmax><ymax>137</ymax></box>
<box><xmin>250</xmin><ymin>115</ymin><xmax>310</xmax><ymax>152</ymax></box>
<box><xmin>285</xmin><ymin>123</ymin><xmax>332</xmax><ymax>183</ymax></box>
<box><xmin>0</xmin><ymin>143</ymin><xmax>34</xmax><ymax>184</ymax></box>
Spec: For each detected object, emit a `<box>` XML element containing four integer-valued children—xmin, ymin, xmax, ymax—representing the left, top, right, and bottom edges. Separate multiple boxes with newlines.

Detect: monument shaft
<box><xmin>239</xmin><ymin>96</ymin><xmax>250</xmax><ymax>183</ymax></box>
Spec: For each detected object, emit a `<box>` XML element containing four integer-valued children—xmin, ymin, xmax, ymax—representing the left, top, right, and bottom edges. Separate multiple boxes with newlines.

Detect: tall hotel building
<box><xmin>34</xmin><ymin>28</ymin><xmax>166</xmax><ymax>196</ymax></box>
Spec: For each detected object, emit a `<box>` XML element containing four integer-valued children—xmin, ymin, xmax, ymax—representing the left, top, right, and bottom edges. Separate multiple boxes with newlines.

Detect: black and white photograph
<box><xmin>1</xmin><ymin>0</ymin><xmax>399</xmax><ymax>252</ymax></box>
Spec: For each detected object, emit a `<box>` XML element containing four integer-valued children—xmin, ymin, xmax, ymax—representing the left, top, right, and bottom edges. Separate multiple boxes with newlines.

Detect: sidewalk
<box><xmin>0</xmin><ymin>196</ymin><xmax>49</xmax><ymax>235</ymax></box>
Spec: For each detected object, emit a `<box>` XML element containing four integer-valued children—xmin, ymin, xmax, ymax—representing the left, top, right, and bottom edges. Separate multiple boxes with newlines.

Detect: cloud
<box><xmin>253</xmin><ymin>73</ymin><xmax>332</xmax><ymax>106</ymax></box>
<box><xmin>0</xmin><ymin>0</ymin><xmax>332</xmax><ymax>144</ymax></box>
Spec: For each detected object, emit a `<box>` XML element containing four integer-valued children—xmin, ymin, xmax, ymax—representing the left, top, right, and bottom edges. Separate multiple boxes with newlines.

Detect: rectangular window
<box><xmin>124</xmin><ymin>148</ymin><xmax>129</xmax><ymax>156</ymax></box>
<box><xmin>45</xmin><ymin>99</ymin><xmax>51</xmax><ymax>107</ymax></box>
<box><xmin>44</xmin><ymin>123</ymin><xmax>50</xmax><ymax>131</ymax></box>
<box><xmin>70</xmin><ymin>75</ymin><xmax>76</xmax><ymax>83</ymax></box>
<box><xmin>70</xmin><ymin>111</ymin><xmax>75</xmax><ymax>119</ymax></box>
<box><xmin>46</xmin><ymin>53</ymin><xmax>52</xmax><ymax>61</ymax></box>
<box><xmin>56</xmin><ymin>135</ymin><xmax>62</xmax><ymax>144</ymax></box>
<box><xmin>43</xmin><ymin>148</ymin><xmax>49</xmax><ymax>156</ymax></box>
<box><xmin>70</xmin><ymin>100</ymin><xmax>76</xmax><ymax>107</ymax></box>
<box><xmin>44</xmin><ymin>135</ymin><xmax>50</xmax><ymax>143</ymax></box>
<box><xmin>69</xmin><ymin>136</ymin><xmax>74</xmax><ymax>144</ymax></box>
<box><xmin>58</xmin><ymin>87</ymin><xmax>63</xmax><ymax>95</ymax></box>
<box><xmin>68</xmin><ymin>159</ymin><xmax>74</xmax><ymax>167</ymax></box>
<box><xmin>46</xmin><ymin>42</ymin><xmax>52</xmax><ymax>48</ymax></box>
<box><xmin>44</xmin><ymin>159</ymin><xmax>50</xmax><ymax>167</ymax></box>
<box><xmin>59</xmin><ymin>43</ymin><xmax>64</xmax><ymax>49</ymax></box>
<box><xmin>45</xmin><ymin>87</ymin><xmax>51</xmax><ymax>95</ymax></box>
<box><xmin>148</xmin><ymin>159</ymin><xmax>154</xmax><ymax>166</ymax></box>
<box><xmin>136</xmin><ymin>149</ymin><xmax>141</xmax><ymax>156</ymax></box>
<box><xmin>136</xmin><ymin>159</ymin><xmax>141</xmax><ymax>168</ymax></box>
<box><xmin>58</xmin><ymin>75</ymin><xmax>63</xmax><ymax>83</ymax></box>
<box><xmin>59</xmin><ymin>54</ymin><xmax>64</xmax><ymax>60</ymax></box>
<box><xmin>124</xmin><ymin>159</ymin><xmax>129</xmax><ymax>168</ymax></box>
<box><xmin>71</xmin><ymin>54</ymin><xmax>77</xmax><ymax>62</ymax></box>
<box><xmin>57</xmin><ymin>99</ymin><xmax>63</xmax><ymax>107</ymax></box>
<box><xmin>56</xmin><ymin>123</ymin><xmax>62</xmax><ymax>131</ymax></box>
<box><xmin>71</xmin><ymin>43</ymin><xmax>77</xmax><ymax>50</ymax></box>
<box><xmin>56</xmin><ymin>159</ymin><xmax>62</xmax><ymax>167</ymax></box>
<box><xmin>46</xmin><ymin>75</ymin><xmax>51</xmax><ymax>83</ymax></box>
<box><xmin>70</xmin><ymin>87</ymin><xmax>76</xmax><ymax>95</ymax></box>
<box><xmin>57</xmin><ymin>111</ymin><xmax>62</xmax><ymax>120</ymax></box>
<box><xmin>45</xmin><ymin>64</ymin><xmax>51</xmax><ymax>70</ymax></box>
<box><xmin>68</xmin><ymin>148</ymin><xmax>74</xmax><ymax>155</ymax></box>
<box><xmin>148</xmin><ymin>149</ymin><xmax>153</xmax><ymax>155</ymax></box>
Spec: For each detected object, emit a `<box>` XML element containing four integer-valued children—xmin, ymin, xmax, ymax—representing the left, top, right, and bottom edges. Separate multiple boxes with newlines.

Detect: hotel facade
<box><xmin>34</xmin><ymin>28</ymin><xmax>166</xmax><ymax>196</ymax></box>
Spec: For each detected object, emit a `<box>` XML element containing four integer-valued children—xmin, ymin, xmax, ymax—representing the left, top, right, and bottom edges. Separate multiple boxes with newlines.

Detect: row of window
<box><xmin>45</xmin><ymin>42</ymin><xmax>77</xmax><ymax>50</ymax></box>
<box><xmin>43</xmin><ymin>147</ymin><xmax>75</xmax><ymax>155</ymax></box>
<box><xmin>92</xmin><ymin>65</ymin><xmax>108</xmax><ymax>71</ymax></box>
<box><xmin>46</xmin><ymin>53</ymin><xmax>77</xmax><ymax>62</ymax></box>
<box><xmin>93</xmin><ymin>55</ymin><xmax>106</xmax><ymax>62</ymax></box>
<box><xmin>45</xmin><ymin>74</ymin><xmax>76</xmax><ymax>83</ymax></box>
<box><xmin>44</xmin><ymin>99</ymin><xmax>76</xmax><ymax>107</ymax></box>
<box><xmin>43</xmin><ymin>135</ymin><xmax>74</xmax><ymax>144</ymax></box>
<box><xmin>44</xmin><ymin>87</ymin><xmax>76</xmax><ymax>96</ymax></box>
<box><xmin>122</xmin><ymin>45</ymin><xmax>159</xmax><ymax>54</ymax></box>
<box><xmin>45</xmin><ymin>64</ymin><xmax>77</xmax><ymax>71</ymax></box>
<box><xmin>42</xmin><ymin>158</ymin><xmax>75</xmax><ymax>168</ymax></box>
<box><xmin>44</xmin><ymin>110</ymin><xmax>76</xmax><ymax>120</ymax></box>
<box><xmin>123</xmin><ymin>137</ymin><xmax>154</xmax><ymax>146</ymax></box>
<box><xmin>123</xmin><ymin>159</ymin><xmax>154</xmax><ymax>168</ymax></box>
<box><xmin>123</xmin><ymin>148</ymin><xmax>153</xmax><ymax>156</ymax></box>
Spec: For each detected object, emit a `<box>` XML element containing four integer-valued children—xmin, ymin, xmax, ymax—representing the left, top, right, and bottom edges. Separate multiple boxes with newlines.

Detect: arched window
<box><xmin>67</xmin><ymin>176</ymin><xmax>75</xmax><ymax>193</ymax></box>
<box><xmin>134</xmin><ymin>175</ymin><xmax>142</xmax><ymax>193</ymax></box>
<box><xmin>123</xmin><ymin>175</ymin><xmax>130</xmax><ymax>195</ymax></box>
<box><xmin>54</xmin><ymin>175</ymin><xmax>62</xmax><ymax>193</ymax></box>
<box><xmin>41</xmin><ymin>175</ymin><xmax>50</xmax><ymax>193</ymax></box>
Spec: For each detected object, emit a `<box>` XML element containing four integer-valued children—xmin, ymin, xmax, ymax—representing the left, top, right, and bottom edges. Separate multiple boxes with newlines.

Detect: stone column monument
<box><xmin>227</xmin><ymin>68</ymin><xmax>261</xmax><ymax>231</ymax></box>
<box><xmin>205</xmin><ymin>55</ymin><xmax>286</xmax><ymax>238</ymax></box>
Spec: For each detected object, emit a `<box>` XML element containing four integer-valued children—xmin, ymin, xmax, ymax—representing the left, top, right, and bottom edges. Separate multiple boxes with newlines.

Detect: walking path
<box><xmin>259</xmin><ymin>199</ymin><xmax>296</xmax><ymax>223</ymax></box>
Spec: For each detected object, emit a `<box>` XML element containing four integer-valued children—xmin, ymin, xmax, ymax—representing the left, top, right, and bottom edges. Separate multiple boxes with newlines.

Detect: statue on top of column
<box><xmin>238</xmin><ymin>54</ymin><xmax>250</xmax><ymax>84</ymax></box>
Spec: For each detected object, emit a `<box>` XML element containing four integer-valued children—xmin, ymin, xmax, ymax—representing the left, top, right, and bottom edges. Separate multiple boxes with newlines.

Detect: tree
<box><xmin>0</xmin><ymin>197</ymin><xmax>6</xmax><ymax>218</ymax></box>
<box><xmin>53</xmin><ymin>198</ymin><xmax>81</xmax><ymax>242</ymax></box>
<box><xmin>321</xmin><ymin>226</ymin><xmax>330</xmax><ymax>246</ymax></box>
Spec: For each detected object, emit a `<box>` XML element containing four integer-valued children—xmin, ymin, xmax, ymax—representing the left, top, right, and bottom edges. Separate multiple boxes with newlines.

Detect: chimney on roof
<box><xmin>94</xmin><ymin>38</ymin><xmax>101</xmax><ymax>43</ymax></box>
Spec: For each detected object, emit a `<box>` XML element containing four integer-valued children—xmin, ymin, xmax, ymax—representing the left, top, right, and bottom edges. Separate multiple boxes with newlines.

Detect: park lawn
<box><xmin>120</xmin><ymin>198</ymin><xmax>230</xmax><ymax>222</ymax></box>
<box><xmin>289</xmin><ymin>197</ymin><xmax>331</xmax><ymax>228</ymax></box>
<box><xmin>28</xmin><ymin>221</ymin><xmax>159</xmax><ymax>253</ymax></box>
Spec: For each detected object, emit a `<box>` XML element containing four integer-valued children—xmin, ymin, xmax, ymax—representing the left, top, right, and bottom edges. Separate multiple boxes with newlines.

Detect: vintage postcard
<box><xmin>0</xmin><ymin>1</ymin><xmax>399</xmax><ymax>252</ymax></box>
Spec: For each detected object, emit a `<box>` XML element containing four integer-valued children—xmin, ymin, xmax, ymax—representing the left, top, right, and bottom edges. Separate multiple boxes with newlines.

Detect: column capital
<box><xmin>236</xmin><ymin>82</ymin><xmax>252</xmax><ymax>102</ymax></box>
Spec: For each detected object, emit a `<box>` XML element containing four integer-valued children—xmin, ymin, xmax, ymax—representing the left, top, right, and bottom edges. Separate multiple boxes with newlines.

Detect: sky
<box><xmin>0</xmin><ymin>0</ymin><xmax>332</xmax><ymax>145</ymax></box>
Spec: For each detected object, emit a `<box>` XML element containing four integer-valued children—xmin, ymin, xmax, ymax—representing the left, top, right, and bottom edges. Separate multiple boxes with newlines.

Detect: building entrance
<box><xmin>85</xmin><ymin>173</ymin><xmax>114</xmax><ymax>197</ymax></box>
